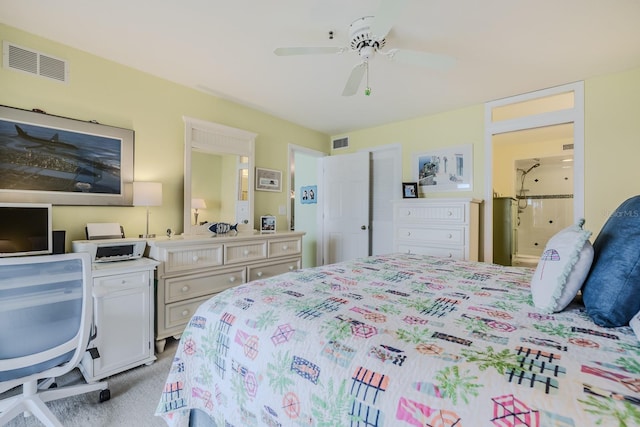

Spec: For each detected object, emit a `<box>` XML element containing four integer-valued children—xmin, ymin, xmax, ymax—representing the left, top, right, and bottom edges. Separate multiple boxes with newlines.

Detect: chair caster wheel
<box><xmin>99</xmin><ymin>389</ymin><xmax>111</xmax><ymax>402</ymax></box>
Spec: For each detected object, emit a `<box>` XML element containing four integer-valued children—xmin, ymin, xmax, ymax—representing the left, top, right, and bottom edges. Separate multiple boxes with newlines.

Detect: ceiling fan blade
<box><xmin>388</xmin><ymin>49</ymin><xmax>456</xmax><ymax>70</ymax></box>
<box><xmin>342</xmin><ymin>62</ymin><xmax>366</xmax><ymax>96</ymax></box>
<box><xmin>369</xmin><ymin>0</ymin><xmax>409</xmax><ymax>39</ymax></box>
<box><xmin>274</xmin><ymin>47</ymin><xmax>343</xmax><ymax>56</ymax></box>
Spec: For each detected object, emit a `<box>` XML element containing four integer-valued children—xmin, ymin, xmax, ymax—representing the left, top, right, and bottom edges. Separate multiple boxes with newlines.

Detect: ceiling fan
<box><xmin>274</xmin><ymin>0</ymin><xmax>455</xmax><ymax>96</ymax></box>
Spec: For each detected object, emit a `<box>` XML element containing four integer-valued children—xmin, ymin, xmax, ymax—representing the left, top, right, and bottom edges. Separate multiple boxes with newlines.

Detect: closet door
<box><xmin>321</xmin><ymin>151</ymin><xmax>370</xmax><ymax>264</ymax></box>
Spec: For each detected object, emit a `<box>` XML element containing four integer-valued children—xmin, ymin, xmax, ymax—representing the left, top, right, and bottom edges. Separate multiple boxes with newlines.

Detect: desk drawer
<box><xmin>224</xmin><ymin>240</ymin><xmax>267</xmax><ymax>265</ymax></box>
<box><xmin>268</xmin><ymin>237</ymin><xmax>302</xmax><ymax>258</ymax></box>
<box><xmin>396</xmin><ymin>226</ymin><xmax>465</xmax><ymax>246</ymax></box>
<box><xmin>164</xmin><ymin>295</ymin><xmax>212</xmax><ymax>331</ymax></box>
<box><xmin>248</xmin><ymin>257</ymin><xmax>301</xmax><ymax>281</ymax></box>
<box><xmin>93</xmin><ymin>270</ymin><xmax>149</xmax><ymax>296</ymax></box>
<box><xmin>164</xmin><ymin>267</ymin><xmax>245</xmax><ymax>304</ymax></box>
<box><xmin>163</xmin><ymin>244</ymin><xmax>223</xmax><ymax>274</ymax></box>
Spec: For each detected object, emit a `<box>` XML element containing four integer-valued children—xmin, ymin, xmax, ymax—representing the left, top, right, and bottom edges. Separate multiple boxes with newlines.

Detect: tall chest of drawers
<box><xmin>147</xmin><ymin>231</ymin><xmax>304</xmax><ymax>352</ymax></box>
<box><xmin>393</xmin><ymin>198</ymin><xmax>482</xmax><ymax>261</ymax></box>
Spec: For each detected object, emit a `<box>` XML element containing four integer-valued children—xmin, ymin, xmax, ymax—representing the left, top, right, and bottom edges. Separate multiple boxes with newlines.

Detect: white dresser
<box><xmin>393</xmin><ymin>198</ymin><xmax>482</xmax><ymax>261</ymax></box>
<box><xmin>147</xmin><ymin>231</ymin><xmax>304</xmax><ymax>352</ymax></box>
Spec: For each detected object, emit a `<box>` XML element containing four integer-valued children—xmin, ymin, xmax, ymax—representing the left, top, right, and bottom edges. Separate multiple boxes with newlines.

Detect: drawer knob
<box><xmin>406</xmin><ymin>211</ymin><xmax>411</xmax><ymax>216</ymax></box>
<box><xmin>447</xmin><ymin>233</ymin><xmax>453</xmax><ymax>239</ymax></box>
<box><xmin>288</xmin><ymin>265</ymin><xmax>294</xmax><ymax>271</ymax></box>
<box><xmin>181</xmin><ymin>309</ymin><xmax>189</xmax><ymax>317</ymax></box>
<box><xmin>192</xmin><ymin>255</ymin><xmax>199</xmax><ymax>262</ymax></box>
<box><xmin>256</xmin><ymin>271</ymin><xmax>263</xmax><ymax>278</ymax></box>
<box><xmin>448</xmin><ymin>253</ymin><xmax>453</xmax><ymax>258</ymax></box>
<box><xmin>229</xmin><ymin>276</ymin><xmax>236</xmax><ymax>283</ymax></box>
<box><xmin>181</xmin><ymin>285</ymin><xmax>189</xmax><ymax>293</ymax></box>
<box><xmin>243</xmin><ymin>249</ymin><xmax>249</xmax><ymax>256</ymax></box>
<box><xmin>282</xmin><ymin>245</ymin><xmax>288</xmax><ymax>250</ymax></box>
<box><xmin>406</xmin><ymin>231</ymin><xmax>411</xmax><ymax>237</ymax></box>
<box><xmin>447</xmin><ymin>211</ymin><xmax>453</xmax><ymax>216</ymax></box>
<box><xmin>121</xmin><ymin>280</ymin><xmax>126</xmax><ymax>285</ymax></box>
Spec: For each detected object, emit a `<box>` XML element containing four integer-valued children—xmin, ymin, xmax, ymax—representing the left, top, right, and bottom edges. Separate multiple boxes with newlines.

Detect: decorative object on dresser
<box><xmin>402</xmin><ymin>182</ymin><xmax>418</xmax><ymax>198</ymax></box>
<box><xmin>260</xmin><ymin>215</ymin><xmax>276</xmax><ymax>233</ymax></box>
<box><xmin>207</xmin><ymin>222</ymin><xmax>238</xmax><ymax>234</ymax></box>
<box><xmin>133</xmin><ymin>181</ymin><xmax>163</xmax><ymax>238</ymax></box>
<box><xmin>146</xmin><ymin>231</ymin><xmax>304</xmax><ymax>352</ymax></box>
<box><xmin>393</xmin><ymin>198</ymin><xmax>482</xmax><ymax>261</ymax></box>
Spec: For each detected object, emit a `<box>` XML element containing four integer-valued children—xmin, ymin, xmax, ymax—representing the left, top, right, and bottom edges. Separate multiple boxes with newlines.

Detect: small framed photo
<box><xmin>402</xmin><ymin>182</ymin><xmax>418</xmax><ymax>198</ymax></box>
<box><xmin>260</xmin><ymin>215</ymin><xmax>276</xmax><ymax>233</ymax></box>
<box><xmin>255</xmin><ymin>167</ymin><xmax>282</xmax><ymax>192</ymax></box>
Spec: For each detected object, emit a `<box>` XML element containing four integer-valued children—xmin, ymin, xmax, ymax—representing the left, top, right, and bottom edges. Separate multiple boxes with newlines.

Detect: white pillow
<box><xmin>531</xmin><ymin>219</ymin><xmax>593</xmax><ymax>313</ymax></box>
<box><xmin>630</xmin><ymin>310</ymin><xmax>640</xmax><ymax>341</ymax></box>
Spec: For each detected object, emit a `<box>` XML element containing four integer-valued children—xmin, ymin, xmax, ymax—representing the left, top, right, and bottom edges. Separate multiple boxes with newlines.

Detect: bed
<box><xmin>155</xmin><ymin>251</ymin><xmax>640</xmax><ymax>427</ymax></box>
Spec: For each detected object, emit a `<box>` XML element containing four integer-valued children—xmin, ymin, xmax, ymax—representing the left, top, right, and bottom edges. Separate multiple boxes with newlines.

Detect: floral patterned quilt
<box><xmin>156</xmin><ymin>253</ymin><xmax>640</xmax><ymax>427</ymax></box>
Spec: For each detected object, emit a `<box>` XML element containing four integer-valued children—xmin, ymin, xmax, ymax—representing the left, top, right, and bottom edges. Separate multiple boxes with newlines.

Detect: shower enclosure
<box><xmin>511</xmin><ymin>156</ymin><xmax>573</xmax><ymax>266</ymax></box>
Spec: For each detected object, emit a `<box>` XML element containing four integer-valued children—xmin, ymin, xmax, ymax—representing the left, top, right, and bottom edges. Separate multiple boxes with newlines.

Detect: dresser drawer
<box><xmin>248</xmin><ymin>257</ymin><xmax>301</xmax><ymax>281</ymax></box>
<box><xmin>268</xmin><ymin>237</ymin><xmax>302</xmax><ymax>258</ymax></box>
<box><xmin>164</xmin><ymin>295</ymin><xmax>212</xmax><ymax>331</ymax></box>
<box><xmin>164</xmin><ymin>267</ymin><xmax>246</xmax><ymax>304</ymax></box>
<box><xmin>162</xmin><ymin>244</ymin><xmax>224</xmax><ymax>274</ymax></box>
<box><xmin>396</xmin><ymin>203</ymin><xmax>466</xmax><ymax>223</ymax></box>
<box><xmin>396</xmin><ymin>244</ymin><xmax>464</xmax><ymax>260</ymax></box>
<box><xmin>396</xmin><ymin>226</ymin><xmax>465</xmax><ymax>246</ymax></box>
<box><xmin>224</xmin><ymin>240</ymin><xmax>267</xmax><ymax>265</ymax></box>
<box><xmin>93</xmin><ymin>270</ymin><xmax>150</xmax><ymax>296</ymax></box>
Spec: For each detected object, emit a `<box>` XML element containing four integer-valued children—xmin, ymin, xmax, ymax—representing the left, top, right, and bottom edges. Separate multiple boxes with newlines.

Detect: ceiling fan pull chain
<box><xmin>365</xmin><ymin>61</ymin><xmax>371</xmax><ymax>96</ymax></box>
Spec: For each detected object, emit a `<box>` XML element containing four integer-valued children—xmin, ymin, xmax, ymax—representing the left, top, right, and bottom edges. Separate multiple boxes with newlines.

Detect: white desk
<box><xmin>79</xmin><ymin>258</ymin><xmax>159</xmax><ymax>382</ymax></box>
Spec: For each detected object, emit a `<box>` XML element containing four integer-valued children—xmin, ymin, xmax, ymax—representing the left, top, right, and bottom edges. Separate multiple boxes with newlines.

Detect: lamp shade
<box><xmin>133</xmin><ymin>182</ymin><xmax>163</xmax><ymax>207</ymax></box>
<box><xmin>191</xmin><ymin>198</ymin><xmax>207</xmax><ymax>210</ymax></box>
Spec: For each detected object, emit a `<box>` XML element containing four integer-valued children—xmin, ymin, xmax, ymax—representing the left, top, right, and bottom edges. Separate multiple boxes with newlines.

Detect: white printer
<box><xmin>72</xmin><ymin>223</ymin><xmax>146</xmax><ymax>263</ymax></box>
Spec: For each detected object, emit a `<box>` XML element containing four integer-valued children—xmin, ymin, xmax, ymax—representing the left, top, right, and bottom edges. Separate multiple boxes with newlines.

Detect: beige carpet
<box><xmin>2</xmin><ymin>339</ymin><xmax>179</xmax><ymax>427</ymax></box>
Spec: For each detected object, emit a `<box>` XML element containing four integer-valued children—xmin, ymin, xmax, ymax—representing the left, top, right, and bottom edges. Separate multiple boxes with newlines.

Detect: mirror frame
<box><xmin>183</xmin><ymin>116</ymin><xmax>257</xmax><ymax>235</ymax></box>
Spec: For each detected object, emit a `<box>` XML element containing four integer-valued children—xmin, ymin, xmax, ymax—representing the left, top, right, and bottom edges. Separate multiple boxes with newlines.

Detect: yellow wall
<box><xmin>0</xmin><ymin>24</ymin><xmax>329</xmax><ymax>245</ymax></box>
<box><xmin>332</xmin><ymin>105</ymin><xmax>485</xmax><ymax>201</ymax></box>
<box><xmin>334</xmin><ymin>68</ymin><xmax>640</xmax><ymax>239</ymax></box>
<box><xmin>584</xmin><ymin>67</ymin><xmax>640</xmax><ymax>234</ymax></box>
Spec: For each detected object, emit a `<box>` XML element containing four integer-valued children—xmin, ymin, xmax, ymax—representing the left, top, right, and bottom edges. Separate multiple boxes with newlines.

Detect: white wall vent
<box><xmin>332</xmin><ymin>136</ymin><xmax>349</xmax><ymax>150</ymax></box>
<box><xmin>3</xmin><ymin>41</ymin><xmax>69</xmax><ymax>83</ymax></box>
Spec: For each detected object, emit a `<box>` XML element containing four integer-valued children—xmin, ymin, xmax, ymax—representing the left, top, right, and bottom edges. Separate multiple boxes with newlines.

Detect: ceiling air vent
<box><xmin>3</xmin><ymin>41</ymin><xmax>69</xmax><ymax>83</ymax></box>
<box><xmin>332</xmin><ymin>136</ymin><xmax>349</xmax><ymax>150</ymax></box>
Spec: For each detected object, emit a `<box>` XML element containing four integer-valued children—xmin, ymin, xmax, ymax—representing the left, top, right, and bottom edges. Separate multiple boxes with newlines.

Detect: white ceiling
<box><xmin>2</xmin><ymin>0</ymin><xmax>640</xmax><ymax>135</ymax></box>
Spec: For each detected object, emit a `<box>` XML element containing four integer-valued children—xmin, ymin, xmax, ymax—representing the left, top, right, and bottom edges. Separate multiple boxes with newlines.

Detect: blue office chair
<box><xmin>0</xmin><ymin>253</ymin><xmax>110</xmax><ymax>426</ymax></box>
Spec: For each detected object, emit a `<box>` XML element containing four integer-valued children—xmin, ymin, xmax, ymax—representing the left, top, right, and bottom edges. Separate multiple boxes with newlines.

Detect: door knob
<box><xmin>361</xmin><ymin>225</ymin><xmax>367</xmax><ymax>230</ymax></box>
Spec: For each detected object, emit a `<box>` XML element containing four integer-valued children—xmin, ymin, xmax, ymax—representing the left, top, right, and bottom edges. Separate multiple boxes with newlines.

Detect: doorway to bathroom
<box><xmin>484</xmin><ymin>82</ymin><xmax>584</xmax><ymax>266</ymax></box>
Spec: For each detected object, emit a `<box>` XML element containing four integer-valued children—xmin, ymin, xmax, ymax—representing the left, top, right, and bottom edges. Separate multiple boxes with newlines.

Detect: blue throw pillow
<box><xmin>582</xmin><ymin>195</ymin><xmax>640</xmax><ymax>327</ymax></box>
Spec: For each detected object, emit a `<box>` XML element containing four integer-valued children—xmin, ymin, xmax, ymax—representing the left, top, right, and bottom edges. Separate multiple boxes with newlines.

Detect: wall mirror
<box><xmin>183</xmin><ymin>117</ymin><xmax>257</xmax><ymax>235</ymax></box>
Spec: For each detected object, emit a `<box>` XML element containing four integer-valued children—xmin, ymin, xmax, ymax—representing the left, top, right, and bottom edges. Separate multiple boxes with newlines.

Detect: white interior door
<box><xmin>370</xmin><ymin>145</ymin><xmax>402</xmax><ymax>255</ymax></box>
<box><xmin>322</xmin><ymin>151</ymin><xmax>370</xmax><ymax>264</ymax></box>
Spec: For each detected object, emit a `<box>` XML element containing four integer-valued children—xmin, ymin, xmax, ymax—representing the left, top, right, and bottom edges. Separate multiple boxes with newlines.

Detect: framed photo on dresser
<box><xmin>402</xmin><ymin>182</ymin><xmax>418</xmax><ymax>198</ymax></box>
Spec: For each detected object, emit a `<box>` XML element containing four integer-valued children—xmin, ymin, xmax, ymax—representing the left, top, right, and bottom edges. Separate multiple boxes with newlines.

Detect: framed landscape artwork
<box><xmin>0</xmin><ymin>105</ymin><xmax>134</xmax><ymax>205</ymax></box>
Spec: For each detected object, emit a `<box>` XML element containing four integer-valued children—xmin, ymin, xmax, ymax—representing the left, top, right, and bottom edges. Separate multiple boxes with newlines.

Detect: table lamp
<box><xmin>133</xmin><ymin>181</ymin><xmax>163</xmax><ymax>238</ymax></box>
<box><xmin>191</xmin><ymin>198</ymin><xmax>206</xmax><ymax>225</ymax></box>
